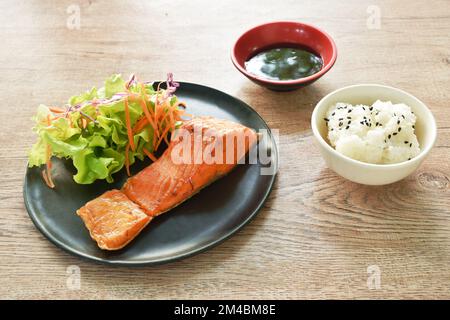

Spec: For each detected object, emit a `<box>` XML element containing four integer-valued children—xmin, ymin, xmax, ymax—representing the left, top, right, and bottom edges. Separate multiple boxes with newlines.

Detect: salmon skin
<box><xmin>76</xmin><ymin>116</ymin><xmax>258</xmax><ymax>250</ymax></box>
<box><xmin>123</xmin><ymin>116</ymin><xmax>258</xmax><ymax>216</ymax></box>
<box><xmin>76</xmin><ymin>189</ymin><xmax>152</xmax><ymax>250</ymax></box>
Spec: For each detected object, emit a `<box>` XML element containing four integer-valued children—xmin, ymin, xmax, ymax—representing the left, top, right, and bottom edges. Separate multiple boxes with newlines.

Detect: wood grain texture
<box><xmin>0</xmin><ymin>0</ymin><xmax>449</xmax><ymax>299</ymax></box>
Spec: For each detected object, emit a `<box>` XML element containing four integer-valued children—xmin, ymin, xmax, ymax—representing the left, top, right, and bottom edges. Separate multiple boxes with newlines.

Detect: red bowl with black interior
<box><xmin>231</xmin><ymin>21</ymin><xmax>337</xmax><ymax>91</ymax></box>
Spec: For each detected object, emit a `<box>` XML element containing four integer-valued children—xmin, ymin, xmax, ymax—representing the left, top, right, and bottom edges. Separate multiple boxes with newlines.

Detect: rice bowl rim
<box><xmin>311</xmin><ymin>83</ymin><xmax>438</xmax><ymax>169</ymax></box>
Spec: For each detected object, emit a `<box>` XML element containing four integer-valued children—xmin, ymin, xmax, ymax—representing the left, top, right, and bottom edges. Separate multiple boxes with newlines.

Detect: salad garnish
<box><xmin>29</xmin><ymin>73</ymin><xmax>187</xmax><ymax>187</ymax></box>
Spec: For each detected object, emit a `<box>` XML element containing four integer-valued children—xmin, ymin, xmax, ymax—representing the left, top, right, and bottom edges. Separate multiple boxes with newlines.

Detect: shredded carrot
<box><xmin>42</xmin><ymin>169</ymin><xmax>55</xmax><ymax>189</ymax></box>
<box><xmin>143</xmin><ymin>148</ymin><xmax>158</xmax><ymax>162</ymax></box>
<box><xmin>132</xmin><ymin>116</ymin><xmax>149</xmax><ymax>133</ymax></box>
<box><xmin>153</xmin><ymin>95</ymin><xmax>160</xmax><ymax>142</ymax></box>
<box><xmin>161</xmin><ymin>100</ymin><xmax>174</xmax><ymax>123</ymax></box>
<box><xmin>49</xmin><ymin>106</ymin><xmax>66</xmax><ymax>113</ymax></box>
<box><xmin>163</xmin><ymin>135</ymin><xmax>170</xmax><ymax>146</ymax></box>
<box><xmin>44</xmin><ymin>145</ymin><xmax>54</xmax><ymax>188</ymax></box>
<box><xmin>42</xmin><ymin>115</ymin><xmax>55</xmax><ymax>188</ymax></box>
<box><xmin>125</xmin><ymin>143</ymin><xmax>131</xmax><ymax>176</ymax></box>
<box><xmin>160</xmin><ymin>100</ymin><xmax>182</xmax><ymax>128</ymax></box>
<box><xmin>156</xmin><ymin>124</ymin><xmax>171</xmax><ymax>150</ymax></box>
<box><xmin>138</xmin><ymin>96</ymin><xmax>158</xmax><ymax>137</ymax></box>
<box><xmin>139</xmin><ymin>85</ymin><xmax>160</xmax><ymax>149</ymax></box>
<box><xmin>183</xmin><ymin>112</ymin><xmax>193</xmax><ymax>118</ymax></box>
<box><xmin>124</xmin><ymin>97</ymin><xmax>135</xmax><ymax>151</ymax></box>
<box><xmin>168</xmin><ymin>107</ymin><xmax>175</xmax><ymax>132</ymax></box>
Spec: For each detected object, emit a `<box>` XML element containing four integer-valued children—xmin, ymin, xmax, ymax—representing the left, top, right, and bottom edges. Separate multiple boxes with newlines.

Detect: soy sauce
<box><xmin>244</xmin><ymin>46</ymin><xmax>323</xmax><ymax>81</ymax></box>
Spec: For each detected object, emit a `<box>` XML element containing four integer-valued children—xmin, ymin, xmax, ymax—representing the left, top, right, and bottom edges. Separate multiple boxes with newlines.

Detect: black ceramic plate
<box><xmin>23</xmin><ymin>82</ymin><xmax>278</xmax><ymax>266</ymax></box>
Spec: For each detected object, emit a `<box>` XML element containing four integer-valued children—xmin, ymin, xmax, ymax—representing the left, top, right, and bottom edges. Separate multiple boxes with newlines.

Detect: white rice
<box><xmin>325</xmin><ymin>100</ymin><xmax>420</xmax><ymax>164</ymax></box>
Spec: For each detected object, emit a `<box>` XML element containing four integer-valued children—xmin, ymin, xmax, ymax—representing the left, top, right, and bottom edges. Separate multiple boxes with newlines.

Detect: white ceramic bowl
<box><xmin>311</xmin><ymin>84</ymin><xmax>437</xmax><ymax>185</ymax></box>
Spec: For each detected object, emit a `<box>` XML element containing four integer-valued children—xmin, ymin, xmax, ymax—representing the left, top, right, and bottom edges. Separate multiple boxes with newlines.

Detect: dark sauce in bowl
<box><xmin>244</xmin><ymin>46</ymin><xmax>323</xmax><ymax>81</ymax></box>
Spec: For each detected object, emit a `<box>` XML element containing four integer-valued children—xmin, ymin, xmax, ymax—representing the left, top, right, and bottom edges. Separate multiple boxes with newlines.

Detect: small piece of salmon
<box><xmin>76</xmin><ymin>189</ymin><xmax>152</xmax><ymax>250</ymax></box>
<box><xmin>77</xmin><ymin>116</ymin><xmax>258</xmax><ymax>250</ymax></box>
<box><xmin>123</xmin><ymin>116</ymin><xmax>258</xmax><ymax>216</ymax></box>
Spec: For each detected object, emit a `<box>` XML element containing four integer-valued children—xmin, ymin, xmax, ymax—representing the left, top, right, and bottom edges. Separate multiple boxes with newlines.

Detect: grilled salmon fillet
<box><xmin>122</xmin><ymin>116</ymin><xmax>258</xmax><ymax>216</ymax></box>
<box><xmin>77</xmin><ymin>116</ymin><xmax>258</xmax><ymax>250</ymax></box>
<box><xmin>76</xmin><ymin>189</ymin><xmax>152</xmax><ymax>250</ymax></box>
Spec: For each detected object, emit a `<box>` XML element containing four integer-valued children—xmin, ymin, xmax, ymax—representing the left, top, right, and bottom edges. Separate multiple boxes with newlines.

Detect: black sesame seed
<box><xmin>413</xmin><ymin>125</ymin><xmax>415</xmax><ymax>129</ymax></box>
<box><xmin>388</xmin><ymin>134</ymin><xmax>391</xmax><ymax>139</ymax></box>
<box><xmin>402</xmin><ymin>115</ymin><xmax>405</xmax><ymax>119</ymax></box>
<box><xmin>324</xmin><ymin>118</ymin><xmax>329</xmax><ymax>121</ymax></box>
<box><xmin>348</xmin><ymin>121</ymin><xmax>352</xmax><ymax>125</ymax></box>
<box><xmin>346</xmin><ymin>126</ymin><xmax>350</xmax><ymax>130</ymax></box>
<box><xmin>410</xmin><ymin>143</ymin><xmax>412</xmax><ymax>147</ymax></box>
<box><xmin>398</xmin><ymin>127</ymin><xmax>402</xmax><ymax>132</ymax></box>
<box><xmin>347</xmin><ymin>116</ymin><xmax>351</xmax><ymax>119</ymax></box>
<box><xmin>393</xmin><ymin>132</ymin><xmax>397</xmax><ymax>136</ymax></box>
<box><xmin>404</xmin><ymin>141</ymin><xmax>408</xmax><ymax>144</ymax></box>
<box><xmin>375</xmin><ymin>122</ymin><xmax>379</xmax><ymax>126</ymax></box>
<box><xmin>348</xmin><ymin>109</ymin><xmax>352</xmax><ymax>113</ymax></box>
<box><xmin>339</xmin><ymin>122</ymin><xmax>343</xmax><ymax>127</ymax></box>
<box><xmin>369</xmin><ymin>107</ymin><xmax>373</xmax><ymax>111</ymax></box>
<box><xmin>339</xmin><ymin>118</ymin><xmax>343</xmax><ymax>121</ymax></box>
<box><xmin>332</xmin><ymin>112</ymin><xmax>335</xmax><ymax>116</ymax></box>
<box><xmin>408</xmin><ymin>157</ymin><xmax>411</xmax><ymax>160</ymax></box>
<box><xmin>397</xmin><ymin>120</ymin><xmax>400</xmax><ymax>125</ymax></box>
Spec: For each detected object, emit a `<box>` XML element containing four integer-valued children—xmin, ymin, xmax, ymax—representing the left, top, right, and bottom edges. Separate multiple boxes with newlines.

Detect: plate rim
<box><xmin>23</xmin><ymin>81</ymin><xmax>278</xmax><ymax>266</ymax></box>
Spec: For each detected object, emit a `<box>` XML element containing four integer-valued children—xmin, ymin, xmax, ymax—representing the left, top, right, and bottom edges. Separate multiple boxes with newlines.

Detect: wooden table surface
<box><xmin>0</xmin><ymin>0</ymin><xmax>449</xmax><ymax>300</ymax></box>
